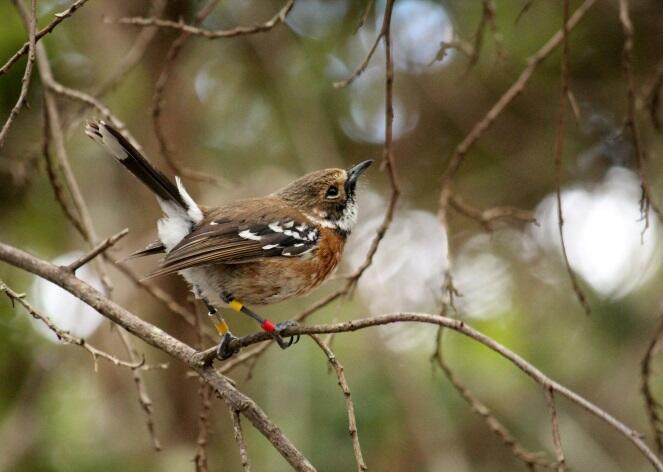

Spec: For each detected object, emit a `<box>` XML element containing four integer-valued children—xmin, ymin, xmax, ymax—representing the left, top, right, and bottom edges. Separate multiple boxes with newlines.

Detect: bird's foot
<box><xmin>216</xmin><ymin>332</ymin><xmax>240</xmax><ymax>360</ymax></box>
<box><xmin>272</xmin><ymin>320</ymin><xmax>300</xmax><ymax>349</ymax></box>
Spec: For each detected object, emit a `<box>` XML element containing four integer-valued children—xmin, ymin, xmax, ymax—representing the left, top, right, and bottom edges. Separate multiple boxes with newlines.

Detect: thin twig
<box><xmin>66</xmin><ymin>228</ymin><xmax>129</xmax><ymax>272</ymax></box>
<box><xmin>33</xmin><ymin>35</ymin><xmax>113</xmax><ymax>293</ymax></box>
<box><xmin>47</xmin><ymin>80</ymin><xmax>144</xmax><ymax>153</ymax></box>
<box><xmin>431</xmin><ymin>328</ymin><xmax>553</xmax><ymax>470</ymax></box>
<box><xmin>0</xmin><ymin>0</ymin><xmax>92</xmax><ymax>77</ymax></box>
<box><xmin>0</xmin><ymin>243</ymin><xmax>317</xmax><ymax>471</ymax></box>
<box><xmin>554</xmin><ymin>0</ymin><xmax>591</xmax><ymax>316</ymax></box>
<box><xmin>112</xmin><ymin>0</ymin><xmax>295</xmax><ymax>39</ymax></box>
<box><xmin>42</xmin><ymin>98</ymin><xmax>87</xmax><ymax>238</ymax></box>
<box><xmin>641</xmin><ymin>58</ymin><xmax>663</xmax><ymax>132</ymax></box>
<box><xmin>229</xmin><ymin>408</ymin><xmax>252</xmax><ymax>472</ymax></box>
<box><xmin>185</xmin><ymin>310</ymin><xmax>663</xmax><ymax>471</ymax></box>
<box><xmin>0</xmin><ymin>0</ymin><xmax>37</xmax><ymax>150</ymax></box>
<box><xmin>641</xmin><ymin>313</ymin><xmax>663</xmax><ymax>455</ymax></box>
<box><xmin>449</xmin><ymin>194</ymin><xmax>537</xmax><ymax>231</ymax></box>
<box><xmin>334</xmin><ymin>0</ymin><xmax>392</xmax><ymax>89</ymax></box>
<box><xmin>619</xmin><ymin>0</ymin><xmax>663</xmax><ymax>225</ymax></box>
<box><xmin>116</xmin><ymin>327</ymin><xmax>162</xmax><ymax>451</ymax></box>
<box><xmin>545</xmin><ymin>387</ymin><xmax>566</xmax><ymax>471</ymax></box>
<box><xmin>194</xmin><ymin>300</ymin><xmax>212</xmax><ymax>471</ymax></box>
<box><xmin>194</xmin><ymin>382</ymin><xmax>213</xmax><ymax>471</ymax></box>
<box><xmin>150</xmin><ymin>0</ymin><xmax>226</xmax><ymax>186</ymax></box>
<box><xmin>356</xmin><ymin>0</ymin><xmax>375</xmax><ymax>30</ymax></box>
<box><xmin>311</xmin><ymin>335</ymin><xmax>367</xmax><ymax>472</ymax></box>
<box><xmin>93</xmin><ymin>0</ymin><xmax>167</xmax><ymax>97</ymax></box>
<box><xmin>0</xmin><ymin>280</ymin><xmax>165</xmax><ymax>372</ymax></box>
<box><xmin>438</xmin><ymin>0</ymin><xmax>598</xmax><ymax>223</ymax></box>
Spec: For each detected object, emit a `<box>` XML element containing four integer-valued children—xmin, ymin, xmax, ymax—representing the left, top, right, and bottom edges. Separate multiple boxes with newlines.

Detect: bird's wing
<box><xmin>146</xmin><ymin>217</ymin><xmax>319</xmax><ymax>277</ymax></box>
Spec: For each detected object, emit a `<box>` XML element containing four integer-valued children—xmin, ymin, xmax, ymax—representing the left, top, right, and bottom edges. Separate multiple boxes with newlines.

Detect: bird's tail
<box><xmin>85</xmin><ymin>120</ymin><xmax>188</xmax><ymax>210</ymax></box>
<box><xmin>86</xmin><ymin>120</ymin><xmax>203</xmax><ymax>252</ymax></box>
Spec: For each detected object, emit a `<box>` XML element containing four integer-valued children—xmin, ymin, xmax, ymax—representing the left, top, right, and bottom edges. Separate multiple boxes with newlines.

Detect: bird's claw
<box><xmin>216</xmin><ymin>332</ymin><xmax>240</xmax><ymax>360</ymax></box>
<box><xmin>273</xmin><ymin>320</ymin><xmax>300</xmax><ymax>349</ymax></box>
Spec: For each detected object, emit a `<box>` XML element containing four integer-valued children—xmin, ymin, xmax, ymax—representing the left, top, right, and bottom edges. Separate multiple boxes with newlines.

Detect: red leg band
<box><xmin>262</xmin><ymin>320</ymin><xmax>276</xmax><ymax>333</ymax></box>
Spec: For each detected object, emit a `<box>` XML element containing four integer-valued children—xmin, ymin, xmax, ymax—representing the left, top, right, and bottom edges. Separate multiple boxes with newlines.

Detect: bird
<box><xmin>85</xmin><ymin>120</ymin><xmax>372</xmax><ymax>359</ymax></box>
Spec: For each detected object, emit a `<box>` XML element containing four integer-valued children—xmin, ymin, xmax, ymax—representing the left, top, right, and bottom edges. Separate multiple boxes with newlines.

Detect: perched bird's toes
<box><xmin>275</xmin><ymin>320</ymin><xmax>299</xmax><ymax>331</ymax></box>
<box><xmin>216</xmin><ymin>333</ymin><xmax>240</xmax><ymax>360</ymax></box>
<box><xmin>273</xmin><ymin>320</ymin><xmax>300</xmax><ymax>349</ymax></box>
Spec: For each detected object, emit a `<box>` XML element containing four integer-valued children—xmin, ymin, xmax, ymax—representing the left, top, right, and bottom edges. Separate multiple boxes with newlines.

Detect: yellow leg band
<box><xmin>214</xmin><ymin>320</ymin><xmax>230</xmax><ymax>335</ymax></box>
<box><xmin>228</xmin><ymin>300</ymin><xmax>244</xmax><ymax>312</ymax></box>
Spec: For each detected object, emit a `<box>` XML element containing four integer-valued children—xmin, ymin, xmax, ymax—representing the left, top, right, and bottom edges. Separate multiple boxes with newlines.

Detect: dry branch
<box><xmin>0</xmin><ymin>280</ymin><xmax>164</xmax><ymax>372</ymax></box>
<box><xmin>432</xmin><ymin>328</ymin><xmax>552</xmax><ymax>470</ymax></box>
<box><xmin>449</xmin><ymin>194</ymin><xmax>537</xmax><ymax>231</ymax></box>
<box><xmin>116</xmin><ymin>327</ymin><xmax>162</xmax><ymax>451</ymax></box>
<box><xmin>112</xmin><ymin>0</ymin><xmax>295</xmax><ymax>39</ymax></box>
<box><xmin>438</xmin><ymin>0</ymin><xmax>598</xmax><ymax>218</ymax></box>
<box><xmin>545</xmin><ymin>387</ymin><xmax>566</xmax><ymax>471</ymax></box>
<box><xmin>618</xmin><ymin>0</ymin><xmax>663</xmax><ymax>223</ymax></box>
<box><xmin>0</xmin><ymin>0</ymin><xmax>92</xmax><ymax>77</ymax></box>
<box><xmin>229</xmin><ymin>408</ymin><xmax>252</xmax><ymax>472</ymax></box>
<box><xmin>66</xmin><ymin>228</ymin><xmax>129</xmax><ymax>272</ymax></box>
<box><xmin>642</xmin><ymin>314</ymin><xmax>663</xmax><ymax>455</ymax></box>
<box><xmin>0</xmin><ymin>0</ymin><xmax>37</xmax><ymax>150</ymax></box>
<box><xmin>189</xmin><ymin>311</ymin><xmax>663</xmax><ymax>471</ymax></box>
<box><xmin>149</xmin><ymin>0</ymin><xmax>225</xmax><ymax>185</ymax></box>
<box><xmin>0</xmin><ymin>242</ymin><xmax>316</xmax><ymax>471</ymax></box>
<box><xmin>311</xmin><ymin>335</ymin><xmax>367</xmax><ymax>472</ymax></box>
<box><xmin>553</xmin><ymin>0</ymin><xmax>591</xmax><ymax>315</ymax></box>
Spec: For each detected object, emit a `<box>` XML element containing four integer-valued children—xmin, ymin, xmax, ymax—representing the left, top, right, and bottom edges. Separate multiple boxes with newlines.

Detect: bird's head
<box><xmin>277</xmin><ymin>160</ymin><xmax>373</xmax><ymax>235</ymax></box>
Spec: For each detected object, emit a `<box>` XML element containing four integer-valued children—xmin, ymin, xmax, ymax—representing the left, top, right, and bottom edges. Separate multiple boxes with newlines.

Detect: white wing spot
<box><xmin>239</xmin><ymin>229</ymin><xmax>261</xmax><ymax>241</ymax></box>
<box><xmin>262</xmin><ymin>244</ymin><xmax>278</xmax><ymax>250</ymax></box>
<box><xmin>268</xmin><ymin>222</ymin><xmax>283</xmax><ymax>233</ymax></box>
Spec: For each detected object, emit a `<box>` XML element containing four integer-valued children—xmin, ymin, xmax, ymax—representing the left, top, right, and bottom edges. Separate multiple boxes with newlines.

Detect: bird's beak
<box><xmin>345</xmin><ymin>160</ymin><xmax>373</xmax><ymax>191</ymax></box>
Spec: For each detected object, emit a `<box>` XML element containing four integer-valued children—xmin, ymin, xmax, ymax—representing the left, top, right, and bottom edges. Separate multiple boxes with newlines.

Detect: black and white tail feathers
<box><xmin>85</xmin><ymin>121</ymin><xmax>186</xmax><ymax>208</ymax></box>
<box><xmin>86</xmin><ymin>120</ymin><xmax>203</xmax><ymax>252</ymax></box>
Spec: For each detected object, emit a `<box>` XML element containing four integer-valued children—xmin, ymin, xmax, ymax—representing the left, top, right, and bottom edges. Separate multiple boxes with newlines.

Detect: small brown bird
<box><xmin>86</xmin><ymin>121</ymin><xmax>372</xmax><ymax>359</ymax></box>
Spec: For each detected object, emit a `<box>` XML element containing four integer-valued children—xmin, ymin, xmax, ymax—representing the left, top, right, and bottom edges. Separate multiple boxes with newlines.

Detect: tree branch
<box><xmin>111</xmin><ymin>0</ymin><xmax>295</xmax><ymax>39</ymax></box>
<box><xmin>0</xmin><ymin>241</ymin><xmax>316</xmax><ymax>471</ymax></box>
<box><xmin>0</xmin><ymin>0</ymin><xmax>37</xmax><ymax>150</ymax></box>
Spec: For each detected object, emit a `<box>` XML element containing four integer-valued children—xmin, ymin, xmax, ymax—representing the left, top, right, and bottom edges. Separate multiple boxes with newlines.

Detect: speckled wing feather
<box><xmin>147</xmin><ymin>216</ymin><xmax>319</xmax><ymax>277</ymax></box>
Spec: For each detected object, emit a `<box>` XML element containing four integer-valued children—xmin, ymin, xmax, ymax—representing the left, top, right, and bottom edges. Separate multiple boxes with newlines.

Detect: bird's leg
<box><xmin>205</xmin><ymin>301</ymin><xmax>240</xmax><ymax>360</ymax></box>
<box><xmin>220</xmin><ymin>293</ymin><xmax>300</xmax><ymax>349</ymax></box>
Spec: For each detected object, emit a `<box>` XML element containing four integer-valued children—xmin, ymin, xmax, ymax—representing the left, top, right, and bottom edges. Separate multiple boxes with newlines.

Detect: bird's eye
<box><xmin>325</xmin><ymin>185</ymin><xmax>339</xmax><ymax>199</ymax></box>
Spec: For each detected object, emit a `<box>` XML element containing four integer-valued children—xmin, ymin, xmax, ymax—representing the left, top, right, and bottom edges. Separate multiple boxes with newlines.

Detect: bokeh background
<box><xmin>1</xmin><ymin>0</ymin><xmax>663</xmax><ymax>470</ymax></box>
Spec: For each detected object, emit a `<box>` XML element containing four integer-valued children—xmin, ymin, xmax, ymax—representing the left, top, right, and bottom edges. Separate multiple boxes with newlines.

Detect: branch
<box><xmin>641</xmin><ymin>313</ymin><xmax>663</xmax><ymax>455</ymax></box>
<box><xmin>193</xmin><ymin>312</ymin><xmax>663</xmax><ymax>471</ymax></box>
<box><xmin>448</xmin><ymin>194</ymin><xmax>537</xmax><ymax>231</ymax></box>
<box><xmin>545</xmin><ymin>387</ymin><xmax>566</xmax><ymax>471</ymax></box>
<box><xmin>0</xmin><ymin>280</ymin><xmax>165</xmax><ymax>371</ymax></box>
<box><xmin>311</xmin><ymin>335</ymin><xmax>367</xmax><ymax>472</ymax></box>
<box><xmin>554</xmin><ymin>0</ymin><xmax>591</xmax><ymax>315</ymax></box>
<box><xmin>0</xmin><ymin>0</ymin><xmax>37</xmax><ymax>150</ymax></box>
<box><xmin>333</xmin><ymin>0</ymin><xmax>394</xmax><ymax>89</ymax></box>
<box><xmin>438</xmin><ymin>0</ymin><xmax>598</xmax><ymax>216</ymax></box>
<box><xmin>618</xmin><ymin>0</ymin><xmax>663</xmax><ymax>224</ymax></box>
<box><xmin>116</xmin><ymin>327</ymin><xmax>162</xmax><ymax>451</ymax></box>
<box><xmin>111</xmin><ymin>0</ymin><xmax>295</xmax><ymax>39</ymax></box>
<box><xmin>149</xmin><ymin>0</ymin><xmax>228</xmax><ymax>186</ymax></box>
<box><xmin>0</xmin><ymin>242</ymin><xmax>315</xmax><ymax>471</ymax></box>
<box><xmin>431</xmin><ymin>328</ymin><xmax>553</xmax><ymax>470</ymax></box>
<box><xmin>33</xmin><ymin>33</ymin><xmax>113</xmax><ymax>293</ymax></box>
<box><xmin>66</xmin><ymin>228</ymin><xmax>129</xmax><ymax>272</ymax></box>
<box><xmin>229</xmin><ymin>408</ymin><xmax>252</xmax><ymax>472</ymax></box>
<box><xmin>0</xmin><ymin>0</ymin><xmax>92</xmax><ymax>77</ymax></box>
